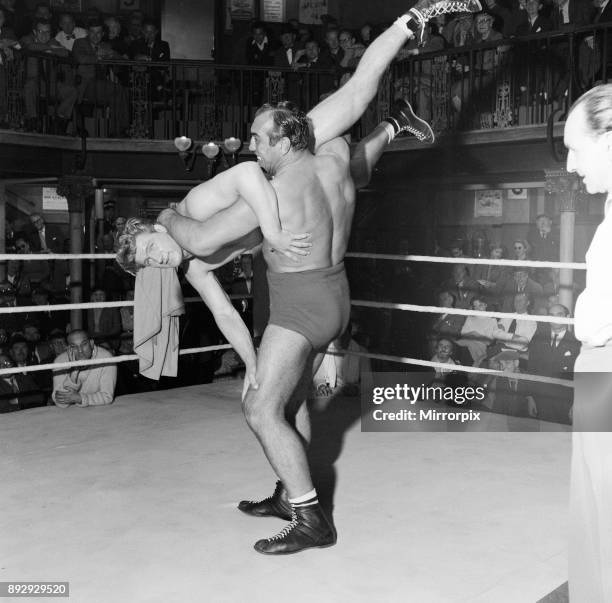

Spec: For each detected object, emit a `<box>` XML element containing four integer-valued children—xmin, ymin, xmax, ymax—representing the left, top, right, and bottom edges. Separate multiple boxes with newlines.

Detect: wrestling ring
<box><xmin>1</xmin><ymin>249</ymin><xmax>578</xmax><ymax>602</ymax></box>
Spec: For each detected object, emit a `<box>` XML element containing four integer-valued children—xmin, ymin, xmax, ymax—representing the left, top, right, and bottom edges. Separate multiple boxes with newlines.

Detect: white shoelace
<box><xmin>268</xmin><ymin>511</ymin><xmax>298</xmax><ymax>542</ymax></box>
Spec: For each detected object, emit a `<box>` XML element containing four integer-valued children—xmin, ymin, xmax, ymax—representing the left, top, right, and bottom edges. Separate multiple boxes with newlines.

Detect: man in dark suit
<box><xmin>527</xmin><ymin>303</ymin><xmax>579</xmax><ymax>423</ymax></box>
<box><xmin>130</xmin><ymin>19</ymin><xmax>170</xmax><ymax>61</ymax></box>
<box><xmin>72</xmin><ymin>19</ymin><xmax>129</xmax><ymax>137</ymax></box>
<box><xmin>588</xmin><ymin>0</ymin><xmax>612</xmax><ymax>81</ymax></box>
<box><xmin>27</xmin><ymin>213</ymin><xmax>62</xmax><ymax>252</ymax></box>
<box><xmin>293</xmin><ymin>40</ymin><xmax>336</xmax><ymax>102</ymax></box>
<box><xmin>499</xmin><ymin>269</ymin><xmax>544</xmax><ymax>312</ymax></box>
<box><xmin>0</xmin><ymin>353</ymin><xmax>46</xmax><ymax>412</ymax></box>
<box><xmin>246</xmin><ymin>21</ymin><xmax>274</xmax><ymax>66</ymax></box>
<box><xmin>528</xmin><ymin>213</ymin><xmax>560</xmax><ymax>292</ymax></box>
<box><xmin>273</xmin><ymin>25</ymin><xmax>300</xmax><ymax>103</ymax></box>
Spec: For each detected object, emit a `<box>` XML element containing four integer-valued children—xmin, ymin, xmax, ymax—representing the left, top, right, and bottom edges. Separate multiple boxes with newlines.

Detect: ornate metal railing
<box><xmin>1</xmin><ymin>23</ymin><xmax>611</xmax><ymax>141</ymax></box>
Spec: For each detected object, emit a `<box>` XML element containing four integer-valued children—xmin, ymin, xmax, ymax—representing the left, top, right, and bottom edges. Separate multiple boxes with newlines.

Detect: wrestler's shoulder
<box><xmin>315</xmin><ymin>136</ymin><xmax>351</xmax><ymax>160</ymax></box>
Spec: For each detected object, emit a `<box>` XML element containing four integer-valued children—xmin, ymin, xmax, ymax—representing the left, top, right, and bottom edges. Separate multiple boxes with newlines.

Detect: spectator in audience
<box><xmin>587</xmin><ymin>0</ymin><xmax>612</xmax><ymax>83</ymax></box>
<box><xmin>451</xmin><ymin>11</ymin><xmax>503</xmax><ymax>116</ymax></box>
<box><xmin>29</xmin><ymin>286</ymin><xmax>69</xmax><ymax>334</ymax></box>
<box><xmin>499</xmin><ymin>268</ymin><xmax>544</xmax><ymax>312</ymax></box>
<box><xmin>528</xmin><ymin>213</ymin><xmax>558</xmax><ymax>261</ymax></box>
<box><xmin>54</xmin><ymin>12</ymin><xmax>86</xmax><ymax>51</ymax></box>
<box><xmin>443</xmin><ymin>12</ymin><xmax>475</xmax><ymax>47</ymax></box>
<box><xmin>322</xmin><ymin>27</ymin><xmax>344</xmax><ymax>69</ymax></box>
<box><xmin>515</xmin><ymin>0</ymin><xmax>553</xmax><ymax>34</ymax></box>
<box><xmin>22</xmin><ymin>321</ymin><xmax>53</xmax><ymax>363</ymax></box>
<box><xmin>246</xmin><ymin>21</ymin><xmax>273</xmax><ymax>66</ymax></box>
<box><xmin>124</xmin><ymin>10</ymin><xmax>144</xmax><ymax>47</ymax></box>
<box><xmin>295</xmin><ymin>25</ymin><xmax>313</xmax><ymax>50</ymax></box>
<box><xmin>27</xmin><ymin>212</ymin><xmax>61</xmax><ymax>252</ymax></box>
<box><xmin>112</xmin><ymin>215</ymin><xmax>126</xmax><ymax>250</ymax></box>
<box><xmin>21</xmin><ymin>18</ymin><xmax>77</xmax><ymax>133</ymax></box>
<box><xmin>483</xmin><ymin>0</ymin><xmax>526</xmax><ymax>37</ymax></box>
<box><xmin>0</xmin><ymin>281</ymin><xmax>20</xmax><ymax>333</ymax></box>
<box><xmin>52</xmin><ymin>328</ymin><xmax>117</xmax><ymax>407</ymax></box>
<box><xmin>9</xmin><ymin>333</ymin><xmax>36</xmax><ymax>368</ymax></box>
<box><xmin>338</xmin><ymin>29</ymin><xmax>365</xmax><ymax>86</ymax></box>
<box><xmin>527</xmin><ymin>303</ymin><xmax>578</xmax><ymax>423</ymax></box>
<box><xmin>488</xmin><ymin>349</ymin><xmax>538</xmax><ymax>424</ymax></box>
<box><xmin>491</xmin><ymin>291</ymin><xmax>538</xmax><ymax>366</ymax></box>
<box><xmin>512</xmin><ymin>238</ymin><xmax>531</xmax><ymax>261</ymax></box>
<box><xmin>455</xmin><ymin>296</ymin><xmax>498</xmax><ymax>366</ymax></box>
<box><xmin>312</xmin><ymin>322</ymin><xmax>371</xmax><ymax>397</ymax></box>
<box><xmin>273</xmin><ymin>24</ymin><xmax>297</xmax><ymax>68</ymax></box>
<box><xmin>9</xmin><ymin>233</ymin><xmax>50</xmax><ymax>299</ymax></box>
<box><xmin>428</xmin><ymin>290</ymin><xmax>471</xmax><ymax>365</ymax></box>
<box><xmin>48</xmin><ymin>328</ymin><xmax>67</xmax><ymax>359</ymax></box>
<box><xmin>293</xmin><ymin>39</ymin><xmax>336</xmax><ymax>99</ymax></box>
<box><xmin>473</xmin><ymin>243</ymin><xmax>511</xmax><ymax>309</ymax></box>
<box><xmin>87</xmin><ymin>286</ymin><xmax>121</xmax><ymax>351</ymax></box>
<box><xmin>430</xmin><ymin>337</ymin><xmax>460</xmax><ymax>383</ymax></box>
<box><xmin>440</xmin><ymin>263</ymin><xmax>480</xmax><ymax>309</ymax></box>
<box><xmin>72</xmin><ymin>19</ymin><xmax>130</xmax><ymax>137</ymax></box>
<box><xmin>0</xmin><ymin>352</ymin><xmax>46</xmax><ymax>412</ymax></box>
<box><xmin>104</xmin><ymin>15</ymin><xmax>129</xmax><ymax>58</ymax></box>
<box><xmin>359</xmin><ymin>23</ymin><xmax>375</xmax><ymax>46</ymax></box>
<box><xmin>131</xmin><ymin>19</ymin><xmax>170</xmax><ymax>61</ymax></box>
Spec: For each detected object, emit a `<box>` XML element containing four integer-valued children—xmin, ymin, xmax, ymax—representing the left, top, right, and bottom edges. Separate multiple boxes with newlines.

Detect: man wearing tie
<box><xmin>273</xmin><ymin>26</ymin><xmax>299</xmax><ymax>103</ymax></box>
<box><xmin>27</xmin><ymin>212</ymin><xmax>61</xmax><ymax>253</ymax></box>
<box><xmin>54</xmin><ymin>12</ymin><xmax>86</xmax><ymax>51</ymax></box>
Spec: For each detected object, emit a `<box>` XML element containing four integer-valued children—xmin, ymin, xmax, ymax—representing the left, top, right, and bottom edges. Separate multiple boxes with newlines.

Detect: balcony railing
<box><xmin>1</xmin><ymin>23</ymin><xmax>611</xmax><ymax>141</ymax></box>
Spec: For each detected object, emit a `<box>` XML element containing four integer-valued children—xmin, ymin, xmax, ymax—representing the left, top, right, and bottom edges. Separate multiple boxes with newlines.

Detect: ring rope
<box><xmin>351</xmin><ymin>300</ymin><xmax>574</xmax><ymax>325</ymax></box>
<box><xmin>0</xmin><ymin>295</ymin><xmax>252</xmax><ymax>315</ymax></box>
<box><xmin>332</xmin><ymin>349</ymin><xmax>574</xmax><ymax>389</ymax></box>
<box><xmin>345</xmin><ymin>253</ymin><xmax>585</xmax><ymax>270</ymax></box>
<box><xmin>0</xmin><ymin>343</ymin><xmax>233</xmax><ymax>377</ymax></box>
<box><xmin>1</xmin><ymin>252</ymin><xmax>586</xmax><ymax>271</ymax></box>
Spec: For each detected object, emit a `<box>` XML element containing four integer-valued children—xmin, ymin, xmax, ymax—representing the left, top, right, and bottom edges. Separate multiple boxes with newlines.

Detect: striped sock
<box><xmin>288</xmin><ymin>488</ymin><xmax>318</xmax><ymax>508</ymax></box>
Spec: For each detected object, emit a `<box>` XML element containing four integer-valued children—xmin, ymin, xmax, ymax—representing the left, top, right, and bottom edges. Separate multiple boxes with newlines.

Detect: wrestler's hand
<box><xmin>267</xmin><ymin>231</ymin><xmax>312</xmax><ymax>262</ymax></box>
<box><xmin>242</xmin><ymin>367</ymin><xmax>259</xmax><ymax>401</ymax></box>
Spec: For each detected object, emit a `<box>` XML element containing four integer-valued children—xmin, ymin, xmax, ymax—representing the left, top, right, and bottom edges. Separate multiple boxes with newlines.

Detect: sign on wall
<box><xmin>42</xmin><ymin>187</ymin><xmax>69</xmax><ymax>212</ymax></box>
<box><xmin>474</xmin><ymin>189</ymin><xmax>503</xmax><ymax>218</ymax></box>
<box><xmin>299</xmin><ymin>0</ymin><xmax>328</xmax><ymax>24</ymax></box>
<box><xmin>261</xmin><ymin>0</ymin><xmax>285</xmax><ymax>23</ymax></box>
<box><xmin>230</xmin><ymin>0</ymin><xmax>256</xmax><ymax>20</ymax></box>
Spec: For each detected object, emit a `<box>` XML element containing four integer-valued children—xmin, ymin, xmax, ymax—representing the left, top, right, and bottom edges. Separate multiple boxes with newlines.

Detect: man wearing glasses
<box><xmin>52</xmin><ymin>329</ymin><xmax>117</xmax><ymax>408</ymax></box>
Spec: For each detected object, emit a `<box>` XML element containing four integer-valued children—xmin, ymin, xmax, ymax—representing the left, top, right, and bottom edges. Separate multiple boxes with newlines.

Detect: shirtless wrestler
<box><xmin>145</xmin><ymin>0</ymin><xmax>477</xmax><ymax>556</ymax></box>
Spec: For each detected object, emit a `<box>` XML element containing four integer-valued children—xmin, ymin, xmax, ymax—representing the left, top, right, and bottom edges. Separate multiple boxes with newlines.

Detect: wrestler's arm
<box><xmin>183</xmin><ymin>257</ymin><xmax>258</xmax><ymax>390</ymax></box>
<box><xmin>159</xmin><ymin>162</ymin><xmax>310</xmax><ymax>260</ymax></box>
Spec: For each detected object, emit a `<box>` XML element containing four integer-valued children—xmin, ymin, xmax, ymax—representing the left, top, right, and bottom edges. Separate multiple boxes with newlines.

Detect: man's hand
<box><xmin>267</xmin><ymin>231</ymin><xmax>312</xmax><ymax>262</ymax></box>
<box><xmin>315</xmin><ymin>383</ymin><xmax>334</xmax><ymax>397</ymax></box>
<box><xmin>55</xmin><ymin>390</ymin><xmax>82</xmax><ymax>405</ymax></box>
<box><xmin>242</xmin><ymin>366</ymin><xmax>259</xmax><ymax>401</ymax></box>
<box><xmin>66</xmin><ymin>347</ymin><xmax>80</xmax><ymax>386</ymax></box>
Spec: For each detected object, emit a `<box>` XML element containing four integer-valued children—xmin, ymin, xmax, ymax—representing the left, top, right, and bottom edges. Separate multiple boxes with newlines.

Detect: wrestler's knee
<box><xmin>242</xmin><ymin>389</ymin><xmax>281</xmax><ymax>432</ymax></box>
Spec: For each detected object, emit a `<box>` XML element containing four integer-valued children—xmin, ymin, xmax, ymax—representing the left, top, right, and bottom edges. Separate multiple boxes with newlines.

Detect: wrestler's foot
<box><xmin>400</xmin><ymin>0</ymin><xmax>481</xmax><ymax>40</ymax></box>
<box><xmin>254</xmin><ymin>503</ymin><xmax>336</xmax><ymax>555</ymax></box>
<box><xmin>386</xmin><ymin>98</ymin><xmax>435</xmax><ymax>144</ymax></box>
<box><xmin>238</xmin><ymin>481</ymin><xmax>292</xmax><ymax>521</ymax></box>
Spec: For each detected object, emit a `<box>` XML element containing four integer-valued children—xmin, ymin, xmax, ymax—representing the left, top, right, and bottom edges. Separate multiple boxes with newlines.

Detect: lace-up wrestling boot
<box><xmin>238</xmin><ymin>481</ymin><xmax>292</xmax><ymax>521</ymax></box>
<box><xmin>384</xmin><ymin>98</ymin><xmax>435</xmax><ymax>144</ymax></box>
<box><xmin>253</xmin><ymin>503</ymin><xmax>336</xmax><ymax>555</ymax></box>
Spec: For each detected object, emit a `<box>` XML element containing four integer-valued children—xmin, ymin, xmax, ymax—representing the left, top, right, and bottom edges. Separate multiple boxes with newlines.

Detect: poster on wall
<box><xmin>261</xmin><ymin>0</ymin><xmax>285</xmax><ymax>23</ymax></box>
<box><xmin>42</xmin><ymin>187</ymin><xmax>69</xmax><ymax>212</ymax></box>
<box><xmin>229</xmin><ymin>0</ymin><xmax>255</xmax><ymax>20</ymax></box>
<box><xmin>474</xmin><ymin>189</ymin><xmax>503</xmax><ymax>217</ymax></box>
<box><xmin>299</xmin><ymin>0</ymin><xmax>328</xmax><ymax>24</ymax></box>
<box><xmin>50</xmin><ymin>0</ymin><xmax>82</xmax><ymax>10</ymax></box>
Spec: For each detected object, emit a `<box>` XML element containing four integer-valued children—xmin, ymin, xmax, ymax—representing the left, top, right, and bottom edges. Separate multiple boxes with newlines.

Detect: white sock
<box><xmin>289</xmin><ymin>488</ymin><xmax>318</xmax><ymax>506</ymax></box>
<box><xmin>381</xmin><ymin>121</ymin><xmax>397</xmax><ymax>144</ymax></box>
<box><xmin>393</xmin><ymin>14</ymin><xmax>416</xmax><ymax>40</ymax></box>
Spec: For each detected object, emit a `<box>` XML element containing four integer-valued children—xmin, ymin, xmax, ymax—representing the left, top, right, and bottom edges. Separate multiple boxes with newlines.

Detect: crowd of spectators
<box><xmin>0</xmin><ymin>2</ymin><xmax>170</xmax><ymax>134</ymax></box>
<box><xmin>237</xmin><ymin>1</ymin><xmax>612</xmax><ymax>128</ymax></box>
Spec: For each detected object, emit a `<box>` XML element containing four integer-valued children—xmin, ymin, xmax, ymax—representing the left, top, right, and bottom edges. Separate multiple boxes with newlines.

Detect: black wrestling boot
<box><xmin>238</xmin><ymin>481</ymin><xmax>292</xmax><ymax>521</ymax></box>
<box><xmin>384</xmin><ymin>98</ymin><xmax>435</xmax><ymax>144</ymax></box>
<box><xmin>253</xmin><ymin>503</ymin><xmax>336</xmax><ymax>555</ymax></box>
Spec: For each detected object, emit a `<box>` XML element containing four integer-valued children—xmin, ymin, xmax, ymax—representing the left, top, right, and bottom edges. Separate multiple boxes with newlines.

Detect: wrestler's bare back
<box><xmin>265</xmin><ymin>138</ymin><xmax>355</xmax><ymax>273</ymax></box>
